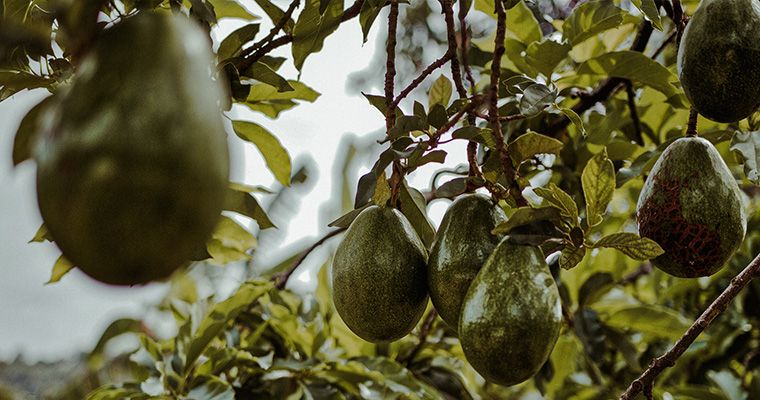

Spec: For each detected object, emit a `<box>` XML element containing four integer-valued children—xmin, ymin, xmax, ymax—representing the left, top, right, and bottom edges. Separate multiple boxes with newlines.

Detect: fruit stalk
<box><xmin>619</xmin><ymin>252</ymin><xmax>760</xmax><ymax>399</ymax></box>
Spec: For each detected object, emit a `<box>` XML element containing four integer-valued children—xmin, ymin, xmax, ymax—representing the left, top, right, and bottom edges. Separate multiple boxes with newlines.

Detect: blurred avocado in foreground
<box><xmin>677</xmin><ymin>0</ymin><xmax>760</xmax><ymax>122</ymax></box>
<box><xmin>636</xmin><ymin>137</ymin><xmax>746</xmax><ymax>278</ymax></box>
<box><xmin>332</xmin><ymin>205</ymin><xmax>428</xmax><ymax>342</ymax></box>
<box><xmin>459</xmin><ymin>240</ymin><xmax>561</xmax><ymax>386</ymax></box>
<box><xmin>35</xmin><ymin>12</ymin><xmax>229</xmax><ymax>285</ymax></box>
<box><xmin>428</xmin><ymin>193</ymin><xmax>506</xmax><ymax>330</ymax></box>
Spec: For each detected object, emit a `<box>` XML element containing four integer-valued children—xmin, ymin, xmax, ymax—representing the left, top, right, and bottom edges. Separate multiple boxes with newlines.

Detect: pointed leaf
<box><xmin>46</xmin><ymin>255</ymin><xmax>74</xmax><ymax>284</ymax></box>
<box><xmin>582</xmin><ymin>148</ymin><xmax>615</xmax><ymax>226</ymax></box>
<box><xmin>291</xmin><ymin>0</ymin><xmax>343</xmax><ymax>70</ymax></box>
<box><xmin>428</xmin><ymin>75</ymin><xmax>452</xmax><ymax>108</ymax></box>
<box><xmin>232</xmin><ymin>121</ymin><xmax>292</xmax><ymax>186</ymax></box>
<box><xmin>593</xmin><ymin>232</ymin><xmax>664</xmax><ymax>260</ymax></box>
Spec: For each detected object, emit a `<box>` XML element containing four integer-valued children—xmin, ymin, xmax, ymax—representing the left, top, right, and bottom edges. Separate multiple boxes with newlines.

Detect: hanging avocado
<box><xmin>428</xmin><ymin>193</ymin><xmax>506</xmax><ymax>330</ymax></box>
<box><xmin>35</xmin><ymin>13</ymin><xmax>229</xmax><ymax>285</ymax></box>
<box><xmin>636</xmin><ymin>137</ymin><xmax>746</xmax><ymax>277</ymax></box>
<box><xmin>677</xmin><ymin>0</ymin><xmax>760</xmax><ymax>122</ymax></box>
<box><xmin>332</xmin><ymin>206</ymin><xmax>428</xmax><ymax>342</ymax></box>
<box><xmin>459</xmin><ymin>240</ymin><xmax>561</xmax><ymax>386</ymax></box>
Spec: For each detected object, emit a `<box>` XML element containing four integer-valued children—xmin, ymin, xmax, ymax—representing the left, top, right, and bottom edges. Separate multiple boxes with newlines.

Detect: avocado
<box><xmin>332</xmin><ymin>205</ymin><xmax>428</xmax><ymax>342</ymax></box>
<box><xmin>677</xmin><ymin>0</ymin><xmax>760</xmax><ymax>122</ymax></box>
<box><xmin>428</xmin><ymin>193</ymin><xmax>506</xmax><ymax>330</ymax></box>
<box><xmin>459</xmin><ymin>240</ymin><xmax>561</xmax><ymax>386</ymax></box>
<box><xmin>35</xmin><ymin>13</ymin><xmax>229</xmax><ymax>285</ymax></box>
<box><xmin>636</xmin><ymin>137</ymin><xmax>746</xmax><ymax>277</ymax></box>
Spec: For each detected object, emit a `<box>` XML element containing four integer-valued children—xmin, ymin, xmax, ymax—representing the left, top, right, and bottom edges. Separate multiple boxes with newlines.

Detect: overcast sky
<box><xmin>0</xmin><ymin>8</ymin><xmax>467</xmax><ymax>362</ymax></box>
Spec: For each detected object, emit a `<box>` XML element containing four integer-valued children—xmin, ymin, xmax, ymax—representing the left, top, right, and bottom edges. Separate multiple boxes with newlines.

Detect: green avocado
<box><xmin>35</xmin><ymin>13</ymin><xmax>229</xmax><ymax>285</ymax></box>
<box><xmin>428</xmin><ymin>193</ymin><xmax>506</xmax><ymax>330</ymax></box>
<box><xmin>636</xmin><ymin>137</ymin><xmax>746</xmax><ymax>277</ymax></box>
<box><xmin>332</xmin><ymin>205</ymin><xmax>428</xmax><ymax>342</ymax></box>
<box><xmin>459</xmin><ymin>240</ymin><xmax>561</xmax><ymax>386</ymax></box>
<box><xmin>677</xmin><ymin>0</ymin><xmax>760</xmax><ymax>122</ymax></box>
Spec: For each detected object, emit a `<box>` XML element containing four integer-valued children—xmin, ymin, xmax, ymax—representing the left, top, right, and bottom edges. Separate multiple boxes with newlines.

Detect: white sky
<box><xmin>0</xmin><ymin>6</ymin><xmax>466</xmax><ymax>362</ymax></box>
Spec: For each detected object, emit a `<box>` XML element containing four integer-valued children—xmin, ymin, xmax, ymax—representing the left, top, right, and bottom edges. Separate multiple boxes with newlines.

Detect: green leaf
<box><xmin>372</xmin><ymin>171</ymin><xmax>391</xmax><ymax>206</ymax></box>
<box><xmin>428</xmin><ymin>75</ymin><xmax>452</xmax><ymax>108</ymax></box>
<box><xmin>29</xmin><ymin>224</ymin><xmax>52</xmax><ymax>243</ymax></box>
<box><xmin>518</xmin><ymin>83</ymin><xmax>556</xmax><ymax>116</ymax></box>
<box><xmin>232</xmin><ymin>121</ymin><xmax>292</xmax><ymax>186</ymax></box>
<box><xmin>630</xmin><ymin>0</ymin><xmax>662</xmax><ymax>30</ymax></box>
<box><xmin>602</xmin><ymin>305</ymin><xmax>690</xmax><ymax>340</ymax></box>
<box><xmin>243</xmin><ymin>80</ymin><xmax>319</xmax><ymax>117</ymax></box>
<box><xmin>12</xmin><ymin>95</ymin><xmax>53</xmax><ymax>166</ymax></box>
<box><xmin>185</xmin><ymin>280</ymin><xmax>272</xmax><ymax>372</ymax></box>
<box><xmin>398</xmin><ymin>182</ymin><xmax>435</xmax><ymax>247</ymax></box>
<box><xmin>508</xmin><ymin>131</ymin><xmax>564</xmax><ymax>164</ymax></box>
<box><xmin>525</xmin><ymin>39</ymin><xmax>572</xmax><ymax>77</ymax></box>
<box><xmin>452</xmin><ymin>126</ymin><xmax>496</xmax><ymax>148</ymax></box>
<box><xmin>616</xmin><ymin>148</ymin><xmax>660</xmax><ymax>187</ymax></box>
<box><xmin>328</xmin><ymin>204</ymin><xmax>371</xmax><ymax>228</ymax></box>
<box><xmin>730</xmin><ymin>130</ymin><xmax>760</xmax><ymax>184</ymax></box>
<box><xmin>0</xmin><ymin>70</ymin><xmax>54</xmax><ymax>91</ymax></box>
<box><xmin>242</xmin><ymin>61</ymin><xmax>294</xmax><ymax>92</ymax></box>
<box><xmin>581</xmin><ymin>148</ymin><xmax>615</xmax><ymax>226</ymax></box>
<box><xmin>436</xmin><ymin>177</ymin><xmax>468</xmax><ymax>198</ymax></box>
<box><xmin>559</xmin><ymin>107</ymin><xmax>586</xmax><ymax>136</ymax></box>
<box><xmin>187</xmin><ymin>375</ymin><xmax>235</xmax><ymax>400</ymax></box>
<box><xmin>291</xmin><ymin>0</ymin><xmax>343</xmax><ymax>71</ymax></box>
<box><xmin>560</xmin><ymin>245</ymin><xmax>585</xmax><ymax>270</ymax></box>
<box><xmin>46</xmin><ymin>255</ymin><xmax>74</xmax><ymax>284</ymax></box>
<box><xmin>209</xmin><ymin>0</ymin><xmax>259</xmax><ymax>20</ymax></box>
<box><xmin>493</xmin><ymin>206</ymin><xmax>561</xmax><ymax>234</ymax></box>
<box><xmin>562</xmin><ymin>1</ymin><xmax>627</xmax><ymax>46</ymax></box>
<box><xmin>359</xmin><ymin>0</ymin><xmax>385</xmax><ymax>42</ymax></box>
<box><xmin>507</xmin><ymin>0</ymin><xmax>541</xmax><ymax>44</ymax></box>
<box><xmin>224</xmin><ymin>185</ymin><xmax>277</xmax><ymax>229</ymax></box>
<box><xmin>217</xmin><ymin>23</ymin><xmax>260</xmax><ymax>61</ymax></box>
<box><xmin>576</xmin><ymin>51</ymin><xmax>684</xmax><ymax>105</ymax></box>
<box><xmin>206</xmin><ymin>216</ymin><xmax>257</xmax><ymax>263</ymax></box>
<box><xmin>254</xmin><ymin>0</ymin><xmax>295</xmax><ymax>33</ymax></box>
<box><xmin>593</xmin><ymin>232</ymin><xmax>664</xmax><ymax>260</ymax></box>
<box><xmin>533</xmin><ymin>183</ymin><xmax>578</xmax><ymax>222</ymax></box>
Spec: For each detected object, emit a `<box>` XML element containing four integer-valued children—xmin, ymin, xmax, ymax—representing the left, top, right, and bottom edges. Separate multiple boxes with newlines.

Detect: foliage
<box><xmin>3</xmin><ymin>0</ymin><xmax>760</xmax><ymax>399</ymax></box>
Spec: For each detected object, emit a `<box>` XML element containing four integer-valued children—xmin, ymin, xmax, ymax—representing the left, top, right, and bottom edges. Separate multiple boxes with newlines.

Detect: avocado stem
<box><xmin>685</xmin><ymin>107</ymin><xmax>699</xmax><ymax>137</ymax></box>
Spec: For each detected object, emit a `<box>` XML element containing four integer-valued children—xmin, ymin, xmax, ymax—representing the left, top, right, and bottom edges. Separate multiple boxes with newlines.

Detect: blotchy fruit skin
<box><xmin>35</xmin><ymin>13</ymin><xmax>229</xmax><ymax>285</ymax></box>
<box><xmin>332</xmin><ymin>206</ymin><xmax>428</xmax><ymax>342</ymax></box>
<box><xmin>459</xmin><ymin>241</ymin><xmax>561</xmax><ymax>387</ymax></box>
<box><xmin>636</xmin><ymin>137</ymin><xmax>746</xmax><ymax>278</ymax></box>
<box><xmin>677</xmin><ymin>0</ymin><xmax>760</xmax><ymax>123</ymax></box>
<box><xmin>428</xmin><ymin>194</ymin><xmax>506</xmax><ymax>330</ymax></box>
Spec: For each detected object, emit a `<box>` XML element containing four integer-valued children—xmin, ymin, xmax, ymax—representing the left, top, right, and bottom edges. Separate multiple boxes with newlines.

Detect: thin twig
<box><xmin>391</xmin><ymin>52</ymin><xmax>455</xmax><ymax>109</ymax></box>
<box><xmin>625</xmin><ymin>81</ymin><xmax>644</xmax><ymax>145</ymax></box>
<box><xmin>236</xmin><ymin>0</ymin><xmax>366</xmax><ymax>71</ymax></box>
<box><xmin>441</xmin><ymin>0</ymin><xmax>465</xmax><ymax>99</ymax></box>
<box><xmin>401</xmin><ymin>309</ymin><xmax>438</xmax><ymax>365</ymax></box>
<box><xmin>619</xmin><ymin>253</ymin><xmax>760</xmax><ymax>399</ymax></box>
<box><xmin>458</xmin><ymin>1</ymin><xmax>476</xmax><ymax>91</ymax></box>
<box><xmin>238</xmin><ymin>0</ymin><xmax>300</xmax><ymax>62</ymax></box>
<box><xmin>274</xmin><ymin>228</ymin><xmax>346</xmax><ymax>289</ymax></box>
<box><xmin>651</xmin><ymin>30</ymin><xmax>676</xmax><ymax>60</ymax></box>
<box><xmin>385</xmin><ymin>0</ymin><xmax>405</xmax><ymax>205</ymax></box>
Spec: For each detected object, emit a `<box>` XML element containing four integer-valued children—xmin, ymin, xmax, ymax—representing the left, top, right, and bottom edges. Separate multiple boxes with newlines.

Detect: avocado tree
<box><xmin>2</xmin><ymin>0</ymin><xmax>760</xmax><ymax>399</ymax></box>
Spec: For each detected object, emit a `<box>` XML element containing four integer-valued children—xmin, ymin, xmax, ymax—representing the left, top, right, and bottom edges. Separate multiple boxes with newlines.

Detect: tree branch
<box><xmin>625</xmin><ymin>81</ymin><xmax>644</xmax><ymax>145</ymax></box>
<box><xmin>545</xmin><ymin>20</ymin><xmax>653</xmax><ymax>137</ymax></box>
<box><xmin>390</xmin><ymin>52</ymin><xmax>455</xmax><ymax>109</ymax></box>
<box><xmin>619</xmin><ymin>253</ymin><xmax>760</xmax><ymax>399</ymax></box>
<box><xmin>488</xmin><ymin>0</ymin><xmax>527</xmax><ymax>207</ymax></box>
<box><xmin>274</xmin><ymin>228</ymin><xmax>346</xmax><ymax>289</ymax></box>
<box><xmin>235</xmin><ymin>0</ymin><xmax>366</xmax><ymax>72</ymax></box>
<box><xmin>238</xmin><ymin>0</ymin><xmax>300</xmax><ymax>62</ymax></box>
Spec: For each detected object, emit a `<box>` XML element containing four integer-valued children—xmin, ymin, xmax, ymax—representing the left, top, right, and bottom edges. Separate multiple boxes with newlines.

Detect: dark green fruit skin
<box><xmin>459</xmin><ymin>241</ymin><xmax>561</xmax><ymax>387</ymax></box>
<box><xmin>428</xmin><ymin>193</ymin><xmax>506</xmax><ymax>330</ymax></box>
<box><xmin>636</xmin><ymin>137</ymin><xmax>746</xmax><ymax>278</ymax></box>
<box><xmin>332</xmin><ymin>206</ymin><xmax>428</xmax><ymax>342</ymax></box>
<box><xmin>35</xmin><ymin>13</ymin><xmax>229</xmax><ymax>285</ymax></box>
<box><xmin>677</xmin><ymin>0</ymin><xmax>760</xmax><ymax>123</ymax></box>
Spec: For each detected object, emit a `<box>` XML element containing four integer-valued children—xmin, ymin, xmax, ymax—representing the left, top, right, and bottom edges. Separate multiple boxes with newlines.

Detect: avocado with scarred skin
<box><xmin>459</xmin><ymin>240</ymin><xmax>561</xmax><ymax>386</ymax></box>
<box><xmin>636</xmin><ymin>137</ymin><xmax>746</xmax><ymax>277</ymax></box>
<box><xmin>332</xmin><ymin>205</ymin><xmax>428</xmax><ymax>342</ymax></box>
<box><xmin>428</xmin><ymin>194</ymin><xmax>506</xmax><ymax>330</ymax></box>
<box><xmin>35</xmin><ymin>13</ymin><xmax>229</xmax><ymax>285</ymax></box>
<box><xmin>677</xmin><ymin>0</ymin><xmax>760</xmax><ymax>122</ymax></box>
